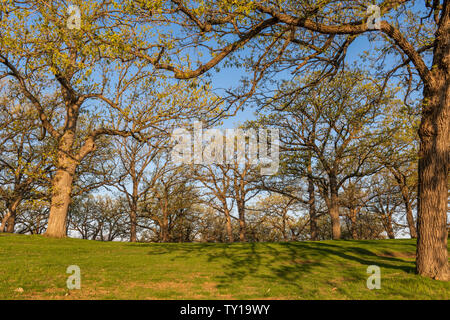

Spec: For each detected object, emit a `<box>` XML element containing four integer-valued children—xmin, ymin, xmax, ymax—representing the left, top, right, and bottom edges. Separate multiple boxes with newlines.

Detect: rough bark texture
<box><xmin>225</xmin><ymin>210</ymin><xmax>233</xmax><ymax>243</ymax></box>
<box><xmin>329</xmin><ymin>177</ymin><xmax>341</xmax><ymax>240</ymax></box>
<box><xmin>416</xmin><ymin>83</ymin><xmax>449</xmax><ymax>280</ymax></box>
<box><xmin>129</xmin><ymin>209</ymin><xmax>137</xmax><ymax>242</ymax></box>
<box><xmin>237</xmin><ymin>201</ymin><xmax>246</xmax><ymax>242</ymax></box>
<box><xmin>416</xmin><ymin>2</ymin><xmax>449</xmax><ymax>281</ymax></box>
<box><xmin>44</xmin><ymin>130</ymin><xmax>77</xmax><ymax>238</ymax></box>
<box><xmin>349</xmin><ymin>208</ymin><xmax>358</xmax><ymax>240</ymax></box>
<box><xmin>45</xmin><ymin>167</ymin><xmax>76</xmax><ymax>238</ymax></box>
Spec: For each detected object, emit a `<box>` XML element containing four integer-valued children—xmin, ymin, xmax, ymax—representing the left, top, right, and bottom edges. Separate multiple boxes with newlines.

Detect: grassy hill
<box><xmin>0</xmin><ymin>234</ymin><xmax>448</xmax><ymax>300</ymax></box>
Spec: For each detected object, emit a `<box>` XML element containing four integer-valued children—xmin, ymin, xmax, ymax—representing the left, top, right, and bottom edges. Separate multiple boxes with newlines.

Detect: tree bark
<box><xmin>0</xmin><ymin>210</ymin><xmax>11</xmax><ymax>232</ymax></box>
<box><xmin>129</xmin><ymin>209</ymin><xmax>137</xmax><ymax>242</ymax></box>
<box><xmin>1</xmin><ymin>198</ymin><xmax>21</xmax><ymax>233</ymax></box>
<box><xmin>5</xmin><ymin>213</ymin><xmax>15</xmax><ymax>233</ymax></box>
<box><xmin>416</xmin><ymin>86</ymin><xmax>449</xmax><ymax>280</ymax></box>
<box><xmin>45</xmin><ymin>166</ymin><xmax>76</xmax><ymax>238</ymax></box>
<box><xmin>129</xmin><ymin>180</ymin><xmax>138</xmax><ymax>242</ymax></box>
<box><xmin>391</xmin><ymin>168</ymin><xmax>418</xmax><ymax>239</ymax></box>
<box><xmin>386</xmin><ymin>215</ymin><xmax>395</xmax><ymax>240</ymax></box>
<box><xmin>44</xmin><ymin>130</ymin><xmax>78</xmax><ymax>238</ymax></box>
<box><xmin>415</xmin><ymin>3</ymin><xmax>449</xmax><ymax>281</ymax></box>
<box><xmin>329</xmin><ymin>176</ymin><xmax>341</xmax><ymax>240</ymax></box>
<box><xmin>281</xmin><ymin>210</ymin><xmax>288</xmax><ymax>241</ymax></box>
<box><xmin>224</xmin><ymin>210</ymin><xmax>233</xmax><ymax>242</ymax></box>
<box><xmin>237</xmin><ymin>201</ymin><xmax>246</xmax><ymax>242</ymax></box>
<box><xmin>160</xmin><ymin>196</ymin><xmax>169</xmax><ymax>242</ymax></box>
<box><xmin>307</xmin><ymin>159</ymin><xmax>318</xmax><ymax>240</ymax></box>
<box><xmin>402</xmin><ymin>188</ymin><xmax>417</xmax><ymax>239</ymax></box>
<box><xmin>349</xmin><ymin>208</ymin><xmax>358</xmax><ymax>240</ymax></box>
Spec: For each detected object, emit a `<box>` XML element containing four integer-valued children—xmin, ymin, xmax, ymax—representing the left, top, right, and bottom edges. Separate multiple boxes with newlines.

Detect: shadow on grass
<box><xmin>135</xmin><ymin>240</ymin><xmax>416</xmax><ymax>293</ymax></box>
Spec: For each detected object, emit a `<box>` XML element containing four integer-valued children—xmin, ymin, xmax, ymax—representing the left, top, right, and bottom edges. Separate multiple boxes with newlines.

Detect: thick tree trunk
<box><xmin>238</xmin><ymin>218</ymin><xmax>246</xmax><ymax>242</ymax></box>
<box><xmin>45</xmin><ymin>166</ymin><xmax>76</xmax><ymax>238</ymax></box>
<box><xmin>329</xmin><ymin>204</ymin><xmax>340</xmax><ymax>239</ymax></box>
<box><xmin>415</xmin><ymin>0</ymin><xmax>449</xmax><ymax>281</ymax></box>
<box><xmin>224</xmin><ymin>210</ymin><xmax>233</xmax><ymax>242</ymax></box>
<box><xmin>129</xmin><ymin>210</ymin><xmax>137</xmax><ymax>242</ymax></box>
<box><xmin>349</xmin><ymin>208</ymin><xmax>358</xmax><ymax>240</ymax></box>
<box><xmin>45</xmin><ymin>134</ymin><xmax>77</xmax><ymax>238</ymax></box>
<box><xmin>329</xmin><ymin>177</ymin><xmax>341</xmax><ymax>240</ymax></box>
<box><xmin>416</xmin><ymin>87</ymin><xmax>449</xmax><ymax>280</ymax></box>
<box><xmin>44</xmin><ymin>110</ymin><xmax>81</xmax><ymax>238</ymax></box>
<box><xmin>237</xmin><ymin>202</ymin><xmax>246</xmax><ymax>242</ymax></box>
<box><xmin>5</xmin><ymin>214</ymin><xmax>15</xmax><ymax>233</ymax></box>
<box><xmin>161</xmin><ymin>222</ymin><xmax>169</xmax><ymax>242</ymax></box>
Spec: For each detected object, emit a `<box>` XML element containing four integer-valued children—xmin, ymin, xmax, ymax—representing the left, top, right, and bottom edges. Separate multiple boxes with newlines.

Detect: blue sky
<box><xmin>212</xmin><ymin>34</ymin><xmax>374</xmax><ymax>129</ymax></box>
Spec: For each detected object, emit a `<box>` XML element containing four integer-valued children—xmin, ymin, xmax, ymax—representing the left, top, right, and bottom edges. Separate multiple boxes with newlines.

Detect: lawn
<box><xmin>0</xmin><ymin>234</ymin><xmax>448</xmax><ymax>299</ymax></box>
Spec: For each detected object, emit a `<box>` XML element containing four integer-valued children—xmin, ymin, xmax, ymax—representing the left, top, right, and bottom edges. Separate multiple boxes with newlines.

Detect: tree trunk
<box><xmin>44</xmin><ymin>108</ymin><xmax>82</xmax><ymax>239</ymax></box>
<box><xmin>416</xmin><ymin>88</ymin><xmax>449</xmax><ymax>280</ymax></box>
<box><xmin>1</xmin><ymin>198</ymin><xmax>21</xmax><ymax>233</ymax></box>
<box><xmin>329</xmin><ymin>177</ymin><xmax>341</xmax><ymax>240</ymax></box>
<box><xmin>403</xmin><ymin>192</ymin><xmax>417</xmax><ymax>239</ymax></box>
<box><xmin>161</xmin><ymin>197</ymin><xmax>169</xmax><ymax>242</ymax></box>
<box><xmin>224</xmin><ymin>210</ymin><xmax>233</xmax><ymax>242</ymax></box>
<box><xmin>129</xmin><ymin>186</ymin><xmax>138</xmax><ymax>242</ymax></box>
<box><xmin>282</xmin><ymin>211</ymin><xmax>288</xmax><ymax>241</ymax></box>
<box><xmin>129</xmin><ymin>210</ymin><xmax>137</xmax><ymax>242</ymax></box>
<box><xmin>161</xmin><ymin>222</ymin><xmax>169</xmax><ymax>242</ymax></box>
<box><xmin>307</xmin><ymin>161</ymin><xmax>318</xmax><ymax>240</ymax></box>
<box><xmin>392</xmin><ymin>170</ymin><xmax>418</xmax><ymax>239</ymax></box>
<box><xmin>0</xmin><ymin>209</ymin><xmax>12</xmax><ymax>232</ymax></box>
<box><xmin>129</xmin><ymin>164</ymin><xmax>139</xmax><ymax>242</ymax></box>
<box><xmin>349</xmin><ymin>208</ymin><xmax>358</xmax><ymax>240</ymax></box>
<box><xmin>45</xmin><ymin>166</ymin><xmax>76</xmax><ymax>238</ymax></box>
<box><xmin>5</xmin><ymin>213</ymin><xmax>15</xmax><ymax>233</ymax></box>
<box><xmin>386</xmin><ymin>215</ymin><xmax>395</xmax><ymax>239</ymax></box>
<box><xmin>45</xmin><ymin>132</ymin><xmax>78</xmax><ymax>238</ymax></box>
<box><xmin>415</xmin><ymin>3</ymin><xmax>449</xmax><ymax>280</ymax></box>
<box><xmin>237</xmin><ymin>202</ymin><xmax>246</xmax><ymax>242</ymax></box>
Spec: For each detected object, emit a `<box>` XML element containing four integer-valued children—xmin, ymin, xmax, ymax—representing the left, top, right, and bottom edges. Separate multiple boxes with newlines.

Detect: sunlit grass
<box><xmin>0</xmin><ymin>234</ymin><xmax>448</xmax><ymax>299</ymax></box>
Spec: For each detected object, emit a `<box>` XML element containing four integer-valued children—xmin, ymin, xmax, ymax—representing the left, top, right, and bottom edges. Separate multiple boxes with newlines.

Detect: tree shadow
<box><xmin>136</xmin><ymin>240</ymin><xmax>417</xmax><ymax>294</ymax></box>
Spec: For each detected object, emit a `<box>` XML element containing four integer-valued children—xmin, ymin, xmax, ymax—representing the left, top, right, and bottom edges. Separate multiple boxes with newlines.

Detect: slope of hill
<box><xmin>0</xmin><ymin>234</ymin><xmax>448</xmax><ymax>299</ymax></box>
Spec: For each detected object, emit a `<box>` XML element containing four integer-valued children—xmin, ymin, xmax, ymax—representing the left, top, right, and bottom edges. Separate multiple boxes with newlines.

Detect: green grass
<box><xmin>0</xmin><ymin>234</ymin><xmax>448</xmax><ymax>299</ymax></box>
